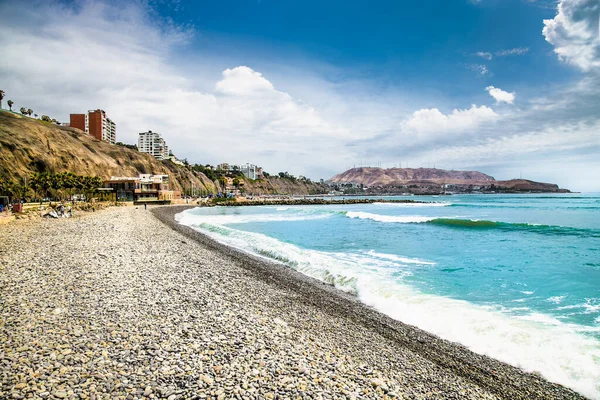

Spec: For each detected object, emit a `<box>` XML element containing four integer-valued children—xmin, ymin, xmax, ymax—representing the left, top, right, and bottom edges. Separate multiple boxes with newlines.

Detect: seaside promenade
<box><xmin>0</xmin><ymin>206</ymin><xmax>584</xmax><ymax>399</ymax></box>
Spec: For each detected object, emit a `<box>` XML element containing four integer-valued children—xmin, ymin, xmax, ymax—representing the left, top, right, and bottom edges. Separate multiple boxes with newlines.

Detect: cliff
<box><xmin>241</xmin><ymin>177</ymin><xmax>328</xmax><ymax>196</ymax></box>
<box><xmin>0</xmin><ymin>111</ymin><xmax>218</xmax><ymax>193</ymax></box>
<box><xmin>0</xmin><ymin>111</ymin><xmax>327</xmax><ymax>196</ymax></box>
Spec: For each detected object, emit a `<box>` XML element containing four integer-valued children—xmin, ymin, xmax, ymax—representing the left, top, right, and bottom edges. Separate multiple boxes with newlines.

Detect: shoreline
<box><xmin>152</xmin><ymin>205</ymin><xmax>585</xmax><ymax>399</ymax></box>
<box><xmin>1</xmin><ymin>206</ymin><xmax>586</xmax><ymax>399</ymax></box>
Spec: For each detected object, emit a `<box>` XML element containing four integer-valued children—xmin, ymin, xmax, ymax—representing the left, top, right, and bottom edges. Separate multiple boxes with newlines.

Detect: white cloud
<box><xmin>1</xmin><ymin>0</ymin><xmax>598</xmax><ymax>190</ymax></box>
<box><xmin>543</xmin><ymin>0</ymin><xmax>600</xmax><ymax>71</ymax></box>
<box><xmin>476</xmin><ymin>51</ymin><xmax>493</xmax><ymax>60</ymax></box>
<box><xmin>414</xmin><ymin>121</ymin><xmax>598</xmax><ymax>163</ymax></box>
<box><xmin>486</xmin><ymin>86</ymin><xmax>516</xmax><ymax>104</ymax></box>
<box><xmin>495</xmin><ymin>47</ymin><xmax>530</xmax><ymax>56</ymax></box>
<box><xmin>0</xmin><ymin>1</ymin><xmax>360</xmax><ymax>177</ymax></box>
<box><xmin>215</xmin><ymin>67</ymin><xmax>275</xmax><ymax>96</ymax></box>
<box><xmin>406</xmin><ymin>119</ymin><xmax>600</xmax><ymax>189</ymax></box>
<box><xmin>403</xmin><ymin>105</ymin><xmax>499</xmax><ymax>138</ymax></box>
<box><xmin>467</xmin><ymin>64</ymin><xmax>491</xmax><ymax>76</ymax></box>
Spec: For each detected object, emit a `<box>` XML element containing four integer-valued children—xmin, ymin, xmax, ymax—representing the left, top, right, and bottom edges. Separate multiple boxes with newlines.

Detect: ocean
<box><xmin>176</xmin><ymin>194</ymin><xmax>600</xmax><ymax>398</ymax></box>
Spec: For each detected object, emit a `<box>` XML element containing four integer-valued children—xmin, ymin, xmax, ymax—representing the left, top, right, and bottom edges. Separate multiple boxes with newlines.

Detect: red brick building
<box><xmin>69</xmin><ymin>109</ymin><xmax>116</xmax><ymax>144</ymax></box>
<box><xmin>69</xmin><ymin>114</ymin><xmax>86</xmax><ymax>132</ymax></box>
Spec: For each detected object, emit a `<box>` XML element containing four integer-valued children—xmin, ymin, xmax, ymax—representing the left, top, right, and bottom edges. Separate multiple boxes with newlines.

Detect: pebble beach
<box><xmin>0</xmin><ymin>206</ymin><xmax>586</xmax><ymax>400</ymax></box>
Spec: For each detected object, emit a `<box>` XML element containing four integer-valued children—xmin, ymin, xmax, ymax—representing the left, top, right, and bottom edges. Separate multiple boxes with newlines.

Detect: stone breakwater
<box><xmin>0</xmin><ymin>207</ymin><xmax>584</xmax><ymax>400</ymax></box>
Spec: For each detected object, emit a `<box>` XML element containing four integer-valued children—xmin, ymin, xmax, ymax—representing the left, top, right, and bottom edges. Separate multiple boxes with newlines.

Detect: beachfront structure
<box><xmin>138</xmin><ymin>131</ymin><xmax>169</xmax><ymax>160</ymax></box>
<box><xmin>69</xmin><ymin>109</ymin><xmax>116</xmax><ymax>144</ymax></box>
<box><xmin>103</xmin><ymin>174</ymin><xmax>179</xmax><ymax>203</ymax></box>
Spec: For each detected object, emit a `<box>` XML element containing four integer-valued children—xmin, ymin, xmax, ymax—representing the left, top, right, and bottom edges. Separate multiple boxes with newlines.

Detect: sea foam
<box><xmin>345</xmin><ymin>211</ymin><xmax>435</xmax><ymax>223</ymax></box>
<box><xmin>177</xmin><ymin>208</ymin><xmax>600</xmax><ymax>399</ymax></box>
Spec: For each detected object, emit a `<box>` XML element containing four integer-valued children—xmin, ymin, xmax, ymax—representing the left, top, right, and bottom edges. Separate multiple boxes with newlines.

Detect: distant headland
<box><xmin>328</xmin><ymin>167</ymin><xmax>570</xmax><ymax>195</ymax></box>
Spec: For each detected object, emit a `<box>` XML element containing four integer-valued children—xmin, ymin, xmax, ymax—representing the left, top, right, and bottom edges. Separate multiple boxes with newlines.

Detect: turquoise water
<box><xmin>176</xmin><ymin>194</ymin><xmax>600</xmax><ymax>398</ymax></box>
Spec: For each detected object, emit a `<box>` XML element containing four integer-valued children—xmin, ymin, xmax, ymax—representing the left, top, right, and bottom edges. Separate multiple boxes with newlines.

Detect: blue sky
<box><xmin>1</xmin><ymin>0</ymin><xmax>599</xmax><ymax>190</ymax></box>
<box><xmin>167</xmin><ymin>0</ymin><xmax>573</xmax><ymax>86</ymax></box>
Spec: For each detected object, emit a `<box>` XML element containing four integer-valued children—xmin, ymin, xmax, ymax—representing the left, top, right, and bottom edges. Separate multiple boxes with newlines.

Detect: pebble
<box><xmin>0</xmin><ymin>207</ymin><xmax>585</xmax><ymax>400</ymax></box>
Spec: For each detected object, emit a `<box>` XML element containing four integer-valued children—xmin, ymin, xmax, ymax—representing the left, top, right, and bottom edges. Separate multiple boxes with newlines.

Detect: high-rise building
<box><xmin>69</xmin><ymin>109</ymin><xmax>116</xmax><ymax>144</ymax></box>
<box><xmin>138</xmin><ymin>131</ymin><xmax>169</xmax><ymax>160</ymax></box>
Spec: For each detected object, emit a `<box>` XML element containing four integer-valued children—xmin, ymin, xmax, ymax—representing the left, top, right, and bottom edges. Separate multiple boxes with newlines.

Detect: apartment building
<box><xmin>138</xmin><ymin>131</ymin><xmax>169</xmax><ymax>160</ymax></box>
<box><xmin>217</xmin><ymin>163</ymin><xmax>262</xmax><ymax>180</ymax></box>
<box><xmin>240</xmin><ymin>163</ymin><xmax>258</xmax><ymax>180</ymax></box>
<box><xmin>69</xmin><ymin>109</ymin><xmax>116</xmax><ymax>144</ymax></box>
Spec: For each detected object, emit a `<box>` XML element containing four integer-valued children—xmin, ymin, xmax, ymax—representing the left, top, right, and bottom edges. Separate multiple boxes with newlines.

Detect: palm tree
<box><xmin>36</xmin><ymin>172</ymin><xmax>53</xmax><ymax>201</ymax></box>
<box><xmin>20</xmin><ymin>107</ymin><xmax>27</xmax><ymax>115</ymax></box>
<box><xmin>27</xmin><ymin>109</ymin><xmax>33</xmax><ymax>117</ymax></box>
<box><xmin>7</xmin><ymin>100</ymin><xmax>13</xmax><ymax>111</ymax></box>
<box><xmin>50</xmin><ymin>173</ymin><xmax>63</xmax><ymax>200</ymax></box>
<box><xmin>30</xmin><ymin>173</ymin><xmax>42</xmax><ymax>201</ymax></box>
<box><xmin>62</xmin><ymin>172</ymin><xmax>76</xmax><ymax>200</ymax></box>
<box><xmin>0</xmin><ymin>90</ymin><xmax>4</xmax><ymax>109</ymax></box>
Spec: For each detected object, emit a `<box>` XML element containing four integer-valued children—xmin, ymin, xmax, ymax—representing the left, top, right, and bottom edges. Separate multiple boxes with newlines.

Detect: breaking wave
<box><xmin>176</xmin><ymin>208</ymin><xmax>600</xmax><ymax>399</ymax></box>
<box><xmin>344</xmin><ymin>212</ymin><xmax>600</xmax><ymax>238</ymax></box>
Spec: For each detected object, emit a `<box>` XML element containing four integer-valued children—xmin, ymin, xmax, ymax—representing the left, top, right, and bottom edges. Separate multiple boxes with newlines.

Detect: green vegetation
<box><xmin>0</xmin><ymin>172</ymin><xmax>103</xmax><ymax>203</ymax></box>
<box><xmin>7</xmin><ymin>100</ymin><xmax>13</xmax><ymax>111</ymax></box>
<box><xmin>116</xmin><ymin>142</ymin><xmax>138</xmax><ymax>151</ymax></box>
<box><xmin>211</xmin><ymin>196</ymin><xmax>230</xmax><ymax>204</ymax></box>
<box><xmin>191</xmin><ymin>164</ymin><xmax>246</xmax><ymax>182</ymax></box>
<box><xmin>274</xmin><ymin>171</ymin><xmax>312</xmax><ymax>184</ymax></box>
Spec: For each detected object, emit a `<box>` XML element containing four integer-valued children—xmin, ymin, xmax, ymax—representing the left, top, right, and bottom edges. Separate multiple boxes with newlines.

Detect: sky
<box><xmin>0</xmin><ymin>0</ymin><xmax>599</xmax><ymax>191</ymax></box>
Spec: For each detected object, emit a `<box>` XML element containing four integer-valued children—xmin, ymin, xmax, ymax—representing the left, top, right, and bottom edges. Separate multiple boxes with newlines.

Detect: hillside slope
<box><xmin>241</xmin><ymin>177</ymin><xmax>327</xmax><ymax>195</ymax></box>
<box><xmin>0</xmin><ymin>111</ymin><xmax>218</xmax><ymax>193</ymax></box>
<box><xmin>0</xmin><ymin>111</ymin><xmax>328</xmax><ymax>196</ymax></box>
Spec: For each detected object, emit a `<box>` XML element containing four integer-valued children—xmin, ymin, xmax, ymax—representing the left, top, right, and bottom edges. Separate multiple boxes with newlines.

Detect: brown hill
<box><xmin>0</xmin><ymin>111</ymin><xmax>218</xmax><ymax>193</ymax></box>
<box><xmin>494</xmin><ymin>179</ymin><xmax>563</xmax><ymax>192</ymax></box>
<box><xmin>0</xmin><ymin>111</ymin><xmax>327</xmax><ymax>196</ymax></box>
<box><xmin>329</xmin><ymin>167</ymin><xmax>568</xmax><ymax>193</ymax></box>
<box><xmin>330</xmin><ymin>167</ymin><xmax>495</xmax><ymax>186</ymax></box>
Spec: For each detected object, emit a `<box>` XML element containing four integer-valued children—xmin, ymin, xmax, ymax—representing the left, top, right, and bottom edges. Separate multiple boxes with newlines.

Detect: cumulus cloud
<box><xmin>1</xmin><ymin>0</ymin><xmax>599</xmax><ymax>190</ymax></box>
<box><xmin>0</xmin><ymin>0</ymin><xmax>357</xmax><ymax>177</ymax></box>
<box><xmin>215</xmin><ymin>67</ymin><xmax>275</xmax><ymax>96</ymax></box>
<box><xmin>543</xmin><ymin>0</ymin><xmax>600</xmax><ymax>71</ymax></box>
<box><xmin>403</xmin><ymin>105</ymin><xmax>499</xmax><ymax>138</ymax></box>
<box><xmin>485</xmin><ymin>86</ymin><xmax>516</xmax><ymax>104</ymax></box>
